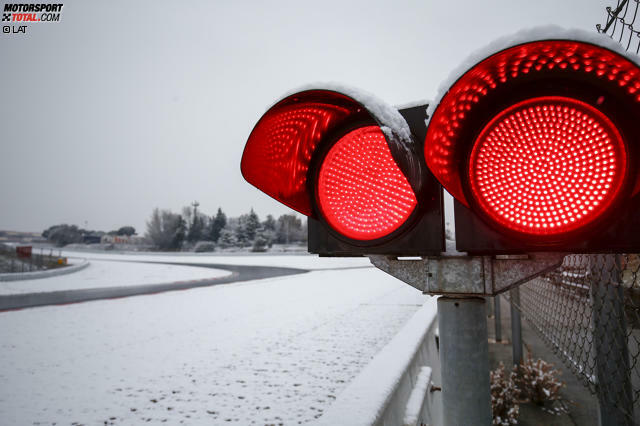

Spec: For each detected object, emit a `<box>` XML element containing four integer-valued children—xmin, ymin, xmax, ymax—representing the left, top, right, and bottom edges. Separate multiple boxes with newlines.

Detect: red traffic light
<box><xmin>316</xmin><ymin>125</ymin><xmax>417</xmax><ymax>241</ymax></box>
<box><xmin>469</xmin><ymin>96</ymin><xmax>627</xmax><ymax>236</ymax></box>
<box><xmin>241</xmin><ymin>88</ymin><xmax>430</xmax><ymax>246</ymax></box>
<box><xmin>424</xmin><ymin>36</ymin><xmax>640</xmax><ymax>242</ymax></box>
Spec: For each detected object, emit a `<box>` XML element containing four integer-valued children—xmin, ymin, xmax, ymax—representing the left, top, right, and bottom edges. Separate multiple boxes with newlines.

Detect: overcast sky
<box><xmin>0</xmin><ymin>0</ymin><xmax>609</xmax><ymax>233</ymax></box>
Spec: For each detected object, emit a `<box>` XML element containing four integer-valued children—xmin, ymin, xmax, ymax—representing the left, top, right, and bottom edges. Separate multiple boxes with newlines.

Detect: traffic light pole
<box><xmin>494</xmin><ymin>295</ymin><xmax>502</xmax><ymax>342</ymax></box>
<box><xmin>369</xmin><ymin>253</ymin><xmax>565</xmax><ymax>426</ymax></box>
<box><xmin>438</xmin><ymin>296</ymin><xmax>492</xmax><ymax>426</ymax></box>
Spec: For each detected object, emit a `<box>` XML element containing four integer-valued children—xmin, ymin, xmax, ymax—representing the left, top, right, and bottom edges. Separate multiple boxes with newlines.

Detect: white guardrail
<box><xmin>0</xmin><ymin>259</ymin><xmax>90</xmax><ymax>282</ymax></box>
<box><xmin>316</xmin><ymin>298</ymin><xmax>442</xmax><ymax>426</ymax></box>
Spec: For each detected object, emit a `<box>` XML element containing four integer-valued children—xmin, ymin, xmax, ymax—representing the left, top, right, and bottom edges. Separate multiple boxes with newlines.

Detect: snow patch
<box><xmin>403</xmin><ymin>366</ymin><xmax>433</xmax><ymax>426</ymax></box>
<box><xmin>0</xmin><ymin>267</ymin><xmax>428</xmax><ymax>425</ymax></box>
<box><xmin>282</xmin><ymin>82</ymin><xmax>414</xmax><ymax>145</ymax></box>
<box><xmin>316</xmin><ymin>297</ymin><xmax>438</xmax><ymax>425</ymax></box>
<box><xmin>0</xmin><ymin>259</ymin><xmax>231</xmax><ymax>295</ymax></box>
<box><xmin>393</xmin><ymin>99</ymin><xmax>431</xmax><ymax>111</ymax></box>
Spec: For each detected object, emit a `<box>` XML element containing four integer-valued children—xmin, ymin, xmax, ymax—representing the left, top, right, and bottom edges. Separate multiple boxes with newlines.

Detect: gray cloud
<box><xmin>0</xmin><ymin>0</ymin><xmax>607</xmax><ymax>232</ymax></box>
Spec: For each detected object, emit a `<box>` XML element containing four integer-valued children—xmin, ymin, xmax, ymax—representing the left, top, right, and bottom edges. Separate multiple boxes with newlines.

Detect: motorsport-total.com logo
<box><xmin>2</xmin><ymin>3</ymin><xmax>63</xmax><ymax>34</ymax></box>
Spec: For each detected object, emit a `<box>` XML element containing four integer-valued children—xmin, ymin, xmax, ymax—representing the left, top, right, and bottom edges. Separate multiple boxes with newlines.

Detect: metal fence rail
<box><xmin>0</xmin><ymin>244</ymin><xmax>64</xmax><ymax>273</ymax></box>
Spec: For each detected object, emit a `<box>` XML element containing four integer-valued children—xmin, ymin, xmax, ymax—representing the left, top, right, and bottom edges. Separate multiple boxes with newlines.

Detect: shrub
<box><xmin>491</xmin><ymin>355</ymin><xmax>568</xmax><ymax>424</ymax></box>
<box><xmin>251</xmin><ymin>234</ymin><xmax>268</xmax><ymax>252</ymax></box>
<box><xmin>194</xmin><ymin>241</ymin><xmax>216</xmax><ymax>253</ymax></box>
<box><xmin>513</xmin><ymin>354</ymin><xmax>568</xmax><ymax>415</ymax></box>
<box><xmin>491</xmin><ymin>362</ymin><xmax>519</xmax><ymax>425</ymax></box>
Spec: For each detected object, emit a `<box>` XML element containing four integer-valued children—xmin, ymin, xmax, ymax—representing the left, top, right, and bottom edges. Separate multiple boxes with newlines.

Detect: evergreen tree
<box><xmin>218</xmin><ymin>228</ymin><xmax>238</xmax><ymax>248</ymax></box>
<box><xmin>262</xmin><ymin>214</ymin><xmax>276</xmax><ymax>232</ymax></box>
<box><xmin>234</xmin><ymin>209</ymin><xmax>260</xmax><ymax>246</ymax></box>
<box><xmin>186</xmin><ymin>201</ymin><xmax>205</xmax><ymax>243</ymax></box>
<box><xmin>209</xmin><ymin>208</ymin><xmax>227</xmax><ymax>242</ymax></box>
<box><xmin>234</xmin><ymin>217</ymin><xmax>249</xmax><ymax>246</ymax></box>
<box><xmin>251</xmin><ymin>227</ymin><xmax>269</xmax><ymax>252</ymax></box>
<box><xmin>187</xmin><ymin>214</ymin><xmax>205</xmax><ymax>243</ymax></box>
<box><xmin>172</xmin><ymin>215</ymin><xmax>187</xmax><ymax>249</ymax></box>
<box><xmin>245</xmin><ymin>208</ymin><xmax>260</xmax><ymax>241</ymax></box>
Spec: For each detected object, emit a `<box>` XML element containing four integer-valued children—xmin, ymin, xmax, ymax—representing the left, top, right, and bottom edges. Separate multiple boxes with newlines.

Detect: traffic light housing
<box><xmin>241</xmin><ymin>88</ymin><xmax>445</xmax><ymax>256</ymax></box>
<box><xmin>307</xmin><ymin>103</ymin><xmax>445</xmax><ymax>256</ymax></box>
<box><xmin>424</xmin><ymin>33</ymin><xmax>640</xmax><ymax>253</ymax></box>
<box><xmin>241</xmin><ymin>29</ymin><xmax>640</xmax><ymax>256</ymax></box>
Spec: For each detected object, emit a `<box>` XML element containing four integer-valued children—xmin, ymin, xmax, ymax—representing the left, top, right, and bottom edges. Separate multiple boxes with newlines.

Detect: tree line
<box><xmin>42</xmin><ymin>224</ymin><xmax>136</xmax><ymax>247</ymax></box>
<box><xmin>40</xmin><ymin>205</ymin><xmax>306</xmax><ymax>252</ymax></box>
<box><xmin>145</xmin><ymin>204</ymin><xmax>306</xmax><ymax>252</ymax></box>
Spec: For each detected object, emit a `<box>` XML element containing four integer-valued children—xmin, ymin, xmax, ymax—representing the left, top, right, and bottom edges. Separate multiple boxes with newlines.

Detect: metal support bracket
<box><xmin>368</xmin><ymin>252</ymin><xmax>565</xmax><ymax>296</ymax></box>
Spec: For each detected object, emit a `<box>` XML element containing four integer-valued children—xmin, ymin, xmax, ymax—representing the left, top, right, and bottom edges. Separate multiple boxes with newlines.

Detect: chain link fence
<box><xmin>597</xmin><ymin>0</ymin><xmax>640</xmax><ymax>53</ymax></box>
<box><xmin>510</xmin><ymin>254</ymin><xmax>640</xmax><ymax>424</ymax></box>
<box><xmin>0</xmin><ymin>243</ymin><xmax>65</xmax><ymax>273</ymax></box>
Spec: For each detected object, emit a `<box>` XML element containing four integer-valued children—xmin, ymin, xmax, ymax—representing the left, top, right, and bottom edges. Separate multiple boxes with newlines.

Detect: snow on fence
<box><xmin>0</xmin><ymin>259</ymin><xmax>90</xmax><ymax>282</ymax></box>
<box><xmin>316</xmin><ymin>298</ymin><xmax>442</xmax><ymax>426</ymax></box>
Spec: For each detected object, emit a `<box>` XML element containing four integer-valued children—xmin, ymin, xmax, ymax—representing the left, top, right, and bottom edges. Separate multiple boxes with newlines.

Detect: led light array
<box><xmin>243</xmin><ymin>101</ymin><xmax>354</xmax><ymax>215</ymax></box>
<box><xmin>469</xmin><ymin>97</ymin><xmax>627</xmax><ymax>235</ymax></box>
<box><xmin>317</xmin><ymin>126</ymin><xmax>417</xmax><ymax>240</ymax></box>
<box><xmin>425</xmin><ymin>40</ymin><xmax>640</xmax><ymax>206</ymax></box>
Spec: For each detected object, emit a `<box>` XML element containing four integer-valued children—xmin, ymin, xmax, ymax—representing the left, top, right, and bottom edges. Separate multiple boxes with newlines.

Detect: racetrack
<box><xmin>0</xmin><ymin>262</ymin><xmax>308</xmax><ymax>311</ymax></box>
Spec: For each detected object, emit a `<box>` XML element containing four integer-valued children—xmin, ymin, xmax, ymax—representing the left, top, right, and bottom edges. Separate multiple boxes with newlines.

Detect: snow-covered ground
<box><xmin>58</xmin><ymin>249</ymin><xmax>372</xmax><ymax>270</ymax></box>
<box><xmin>0</xmin><ymin>259</ymin><xmax>231</xmax><ymax>295</ymax></box>
<box><xmin>0</xmin><ymin>260</ymin><xmax>431</xmax><ymax>425</ymax></box>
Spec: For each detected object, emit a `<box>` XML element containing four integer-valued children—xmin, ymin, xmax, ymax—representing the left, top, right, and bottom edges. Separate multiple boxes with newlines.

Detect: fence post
<box><xmin>494</xmin><ymin>295</ymin><xmax>502</xmax><ymax>342</ymax></box>
<box><xmin>438</xmin><ymin>297</ymin><xmax>492</xmax><ymax>425</ymax></box>
<box><xmin>590</xmin><ymin>254</ymin><xmax>633</xmax><ymax>426</ymax></box>
<box><xmin>510</xmin><ymin>287</ymin><xmax>523</xmax><ymax>365</ymax></box>
<box><xmin>486</xmin><ymin>296</ymin><xmax>494</xmax><ymax>317</ymax></box>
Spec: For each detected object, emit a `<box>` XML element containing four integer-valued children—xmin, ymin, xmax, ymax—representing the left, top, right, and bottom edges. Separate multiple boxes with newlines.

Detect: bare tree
<box><xmin>146</xmin><ymin>208</ymin><xmax>186</xmax><ymax>250</ymax></box>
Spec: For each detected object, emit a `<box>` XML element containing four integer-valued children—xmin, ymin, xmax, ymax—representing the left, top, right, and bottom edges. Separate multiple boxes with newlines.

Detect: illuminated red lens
<box><xmin>317</xmin><ymin>126</ymin><xmax>417</xmax><ymax>241</ymax></box>
<box><xmin>469</xmin><ymin>97</ymin><xmax>627</xmax><ymax>236</ymax></box>
<box><xmin>425</xmin><ymin>40</ymin><xmax>640</xmax><ymax>205</ymax></box>
<box><xmin>242</xmin><ymin>92</ymin><xmax>362</xmax><ymax>216</ymax></box>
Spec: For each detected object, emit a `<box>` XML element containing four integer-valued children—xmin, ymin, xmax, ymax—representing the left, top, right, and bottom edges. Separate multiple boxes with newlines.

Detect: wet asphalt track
<box><xmin>0</xmin><ymin>262</ymin><xmax>309</xmax><ymax>311</ymax></box>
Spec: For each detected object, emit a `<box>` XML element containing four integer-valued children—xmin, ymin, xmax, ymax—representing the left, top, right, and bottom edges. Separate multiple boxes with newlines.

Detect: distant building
<box><xmin>0</xmin><ymin>230</ymin><xmax>46</xmax><ymax>243</ymax></box>
<box><xmin>83</xmin><ymin>235</ymin><xmax>102</xmax><ymax>244</ymax></box>
<box><xmin>101</xmin><ymin>235</ymin><xmax>145</xmax><ymax>245</ymax></box>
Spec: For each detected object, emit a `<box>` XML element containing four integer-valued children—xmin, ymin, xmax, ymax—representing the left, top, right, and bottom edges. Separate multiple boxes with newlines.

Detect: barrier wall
<box><xmin>316</xmin><ymin>298</ymin><xmax>442</xmax><ymax>426</ymax></box>
<box><xmin>0</xmin><ymin>259</ymin><xmax>90</xmax><ymax>282</ymax></box>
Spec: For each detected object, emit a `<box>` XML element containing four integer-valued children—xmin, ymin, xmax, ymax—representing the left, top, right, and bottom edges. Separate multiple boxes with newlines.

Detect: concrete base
<box><xmin>0</xmin><ymin>259</ymin><xmax>89</xmax><ymax>282</ymax></box>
